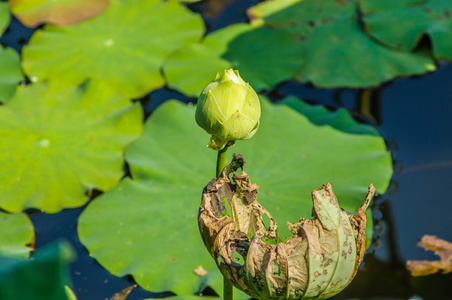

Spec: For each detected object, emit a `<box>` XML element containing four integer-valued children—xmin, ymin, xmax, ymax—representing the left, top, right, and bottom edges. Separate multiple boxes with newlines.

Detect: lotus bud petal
<box><xmin>195</xmin><ymin>69</ymin><xmax>261</xmax><ymax>151</ymax></box>
<box><xmin>198</xmin><ymin>154</ymin><xmax>375</xmax><ymax>300</ymax></box>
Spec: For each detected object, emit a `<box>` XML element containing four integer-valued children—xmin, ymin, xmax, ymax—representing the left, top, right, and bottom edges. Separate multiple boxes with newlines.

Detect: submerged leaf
<box><xmin>406</xmin><ymin>235</ymin><xmax>452</xmax><ymax>276</ymax></box>
<box><xmin>199</xmin><ymin>154</ymin><xmax>374</xmax><ymax>300</ymax></box>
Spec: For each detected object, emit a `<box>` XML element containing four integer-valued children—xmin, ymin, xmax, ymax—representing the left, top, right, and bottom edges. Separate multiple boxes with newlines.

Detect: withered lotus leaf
<box><xmin>198</xmin><ymin>154</ymin><xmax>375</xmax><ymax>300</ymax></box>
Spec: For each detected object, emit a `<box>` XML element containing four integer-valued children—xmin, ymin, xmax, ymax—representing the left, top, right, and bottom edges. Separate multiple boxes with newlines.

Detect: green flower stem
<box><xmin>216</xmin><ymin>146</ymin><xmax>233</xmax><ymax>300</ymax></box>
<box><xmin>216</xmin><ymin>146</ymin><xmax>228</xmax><ymax>178</ymax></box>
<box><xmin>224</xmin><ymin>276</ymin><xmax>233</xmax><ymax>300</ymax></box>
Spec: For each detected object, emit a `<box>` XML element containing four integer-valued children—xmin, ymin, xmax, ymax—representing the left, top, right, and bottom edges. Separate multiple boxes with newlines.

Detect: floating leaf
<box><xmin>0</xmin><ymin>211</ymin><xmax>34</xmax><ymax>259</ymax></box>
<box><xmin>78</xmin><ymin>97</ymin><xmax>392</xmax><ymax>295</ymax></box>
<box><xmin>0</xmin><ymin>1</ymin><xmax>10</xmax><ymax>35</ymax></box>
<box><xmin>164</xmin><ymin>23</ymin><xmax>303</xmax><ymax>97</ymax></box>
<box><xmin>248</xmin><ymin>0</ymin><xmax>436</xmax><ymax>88</ymax></box>
<box><xmin>199</xmin><ymin>154</ymin><xmax>375</xmax><ymax>299</ymax></box>
<box><xmin>407</xmin><ymin>235</ymin><xmax>452</xmax><ymax>276</ymax></box>
<box><xmin>0</xmin><ymin>46</ymin><xmax>24</xmax><ymax>103</ymax></box>
<box><xmin>360</xmin><ymin>0</ymin><xmax>452</xmax><ymax>60</ymax></box>
<box><xmin>0</xmin><ymin>241</ymin><xmax>74</xmax><ymax>300</ymax></box>
<box><xmin>0</xmin><ymin>80</ymin><xmax>143</xmax><ymax>213</ymax></box>
<box><xmin>22</xmin><ymin>0</ymin><xmax>204</xmax><ymax>98</ymax></box>
<box><xmin>163</xmin><ymin>24</ymin><xmax>242</xmax><ymax>97</ymax></box>
<box><xmin>10</xmin><ymin>0</ymin><xmax>110</xmax><ymax>27</ymax></box>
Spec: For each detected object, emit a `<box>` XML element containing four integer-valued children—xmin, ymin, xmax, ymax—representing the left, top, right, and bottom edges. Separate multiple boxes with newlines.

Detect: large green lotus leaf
<box><xmin>78</xmin><ymin>97</ymin><xmax>392</xmax><ymax>295</ymax></box>
<box><xmin>163</xmin><ymin>24</ymin><xmax>242</xmax><ymax>97</ymax></box>
<box><xmin>10</xmin><ymin>0</ymin><xmax>109</xmax><ymax>27</ymax></box>
<box><xmin>0</xmin><ymin>1</ymin><xmax>10</xmax><ymax>35</ymax></box>
<box><xmin>0</xmin><ymin>241</ymin><xmax>74</xmax><ymax>300</ymax></box>
<box><xmin>360</xmin><ymin>0</ymin><xmax>452</xmax><ymax>60</ymax></box>
<box><xmin>22</xmin><ymin>0</ymin><xmax>204</xmax><ymax>98</ymax></box>
<box><xmin>248</xmin><ymin>0</ymin><xmax>436</xmax><ymax>88</ymax></box>
<box><xmin>0</xmin><ymin>211</ymin><xmax>34</xmax><ymax>259</ymax></box>
<box><xmin>163</xmin><ymin>22</ymin><xmax>303</xmax><ymax>97</ymax></box>
<box><xmin>0</xmin><ymin>46</ymin><xmax>24</xmax><ymax>103</ymax></box>
<box><xmin>0</xmin><ymin>80</ymin><xmax>143</xmax><ymax>213</ymax></box>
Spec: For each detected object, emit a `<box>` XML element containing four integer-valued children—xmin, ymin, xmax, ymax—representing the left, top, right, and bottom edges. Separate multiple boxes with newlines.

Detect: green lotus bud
<box><xmin>198</xmin><ymin>154</ymin><xmax>375</xmax><ymax>300</ymax></box>
<box><xmin>195</xmin><ymin>69</ymin><xmax>261</xmax><ymax>151</ymax></box>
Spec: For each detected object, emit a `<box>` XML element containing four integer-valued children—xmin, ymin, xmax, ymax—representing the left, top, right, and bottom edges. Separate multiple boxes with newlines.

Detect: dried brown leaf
<box><xmin>406</xmin><ymin>235</ymin><xmax>452</xmax><ymax>276</ymax></box>
<box><xmin>198</xmin><ymin>154</ymin><xmax>374</xmax><ymax>299</ymax></box>
<box><xmin>109</xmin><ymin>285</ymin><xmax>136</xmax><ymax>300</ymax></box>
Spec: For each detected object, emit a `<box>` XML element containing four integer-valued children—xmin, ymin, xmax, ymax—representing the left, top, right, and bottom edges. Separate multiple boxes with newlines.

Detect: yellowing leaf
<box><xmin>10</xmin><ymin>0</ymin><xmax>110</xmax><ymax>27</ymax></box>
<box><xmin>0</xmin><ymin>80</ymin><xmax>143</xmax><ymax>213</ymax></box>
<box><xmin>22</xmin><ymin>0</ymin><xmax>204</xmax><ymax>98</ymax></box>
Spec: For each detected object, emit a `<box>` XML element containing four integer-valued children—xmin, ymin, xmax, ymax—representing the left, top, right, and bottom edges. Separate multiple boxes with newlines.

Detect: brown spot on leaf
<box><xmin>198</xmin><ymin>155</ymin><xmax>374</xmax><ymax>299</ymax></box>
<box><xmin>334</xmin><ymin>0</ymin><xmax>347</xmax><ymax>6</ymax></box>
<box><xmin>194</xmin><ymin>266</ymin><xmax>208</xmax><ymax>276</ymax></box>
<box><xmin>296</xmin><ymin>33</ymin><xmax>306</xmax><ymax>41</ymax></box>
<box><xmin>324</xmin><ymin>258</ymin><xmax>333</xmax><ymax>267</ymax></box>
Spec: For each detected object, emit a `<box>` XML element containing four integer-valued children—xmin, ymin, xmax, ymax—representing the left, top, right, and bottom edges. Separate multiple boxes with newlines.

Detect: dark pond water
<box><xmin>2</xmin><ymin>0</ymin><xmax>452</xmax><ymax>299</ymax></box>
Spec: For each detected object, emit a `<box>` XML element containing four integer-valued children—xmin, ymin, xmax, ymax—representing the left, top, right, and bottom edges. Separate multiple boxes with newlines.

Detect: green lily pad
<box><xmin>0</xmin><ymin>241</ymin><xmax>74</xmax><ymax>300</ymax></box>
<box><xmin>0</xmin><ymin>46</ymin><xmax>24</xmax><ymax>103</ymax></box>
<box><xmin>22</xmin><ymin>0</ymin><xmax>204</xmax><ymax>98</ymax></box>
<box><xmin>0</xmin><ymin>1</ymin><xmax>10</xmax><ymax>35</ymax></box>
<box><xmin>360</xmin><ymin>0</ymin><xmax>452</xmax><ymax>60</ymax></box>
<box><xmin>248</xmin><ymin>0</ymin><xmax>437</xmax><ymax>88</ymax></box>
<box><xmin>0</xmin><ymin>211</ymin><xmax>34</xmax><ymax>259</ymax></box>
<box><xmin>163</xmin><ymin>23</ymin><xmax>303</xmax><ymax>97</ymax></box>
<box><xmin>78</xmin><ymin>97</ymin><xmax>392</xmax><ymax>295</ymax></box>
<box><xmin>0</xmin><ymin>80</ymin><xmax>143</xmax><ymax>213</ymax></box>
<box><xmin>163</xmin><ymin>24</ymin><xmax>241</xmax><ymax>97</ymax></box>
<box><xmin>10</xmin><ymin>0</ymin><xmax>109</xmax><ymax>27</ymax></box>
